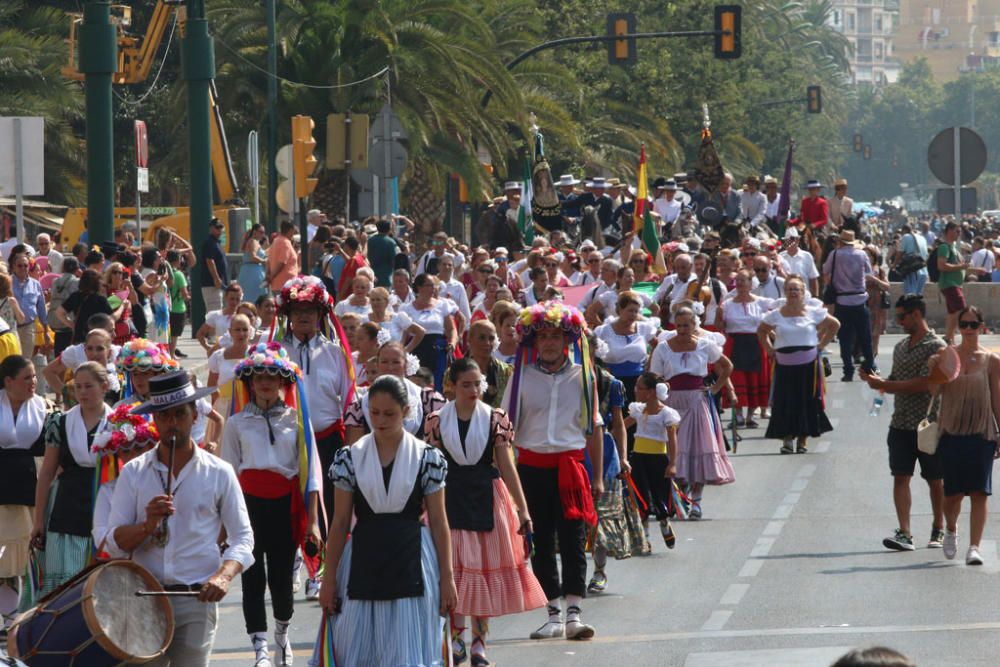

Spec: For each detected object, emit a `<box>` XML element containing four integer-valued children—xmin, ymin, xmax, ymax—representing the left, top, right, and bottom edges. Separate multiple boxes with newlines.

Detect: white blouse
<box><xmin>593</xmin><ymin>320</ymin><xmax>659</xmax><ymax>365</ymax></box>
<box><xmin>722</xmin><ymin>298</ymin><xmax>775</xmax><ymax>334</ymax></box>
<box><xmin>761</xmin><ymin>306</ymin><xmax>827</xmax><ymax>349</ymax></box>
<box><xmin>631</xmin><ymin>404</ymin><xmax>681</xmax><ymax>441</ymax></box>
<box><xmin>334</xmin><ymin>299</ymin><xmax>373</xmax><ymax>319</ymax></box>
<box><xmin>401</xmin><ymin>299</ymin><xmax>458</xmax><ymax>336</ymax></box>
<box><xmin>597</xmin><ymin>289</ymin><xmax>654</xmax><ymax>314</ymax></box>
<box><xmin>221</xmin><ymin>404</ymin><xmax>322</xmax><ymax>491</ymax></box>
<box><xmin>649</xmin><ymin>336</ymin><xmax>721</xmax><ymax>379</ymax></box>
<box><xmin>207</xmin><ymin>350</ymin><xmax>240</xmax><ymax>385</ymax></box>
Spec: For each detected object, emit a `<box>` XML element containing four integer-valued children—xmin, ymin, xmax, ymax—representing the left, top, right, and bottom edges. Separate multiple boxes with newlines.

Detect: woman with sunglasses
<box><xmin>102</xmin><ymin>262</ymin><xmax>136</xmax><ymax>345</ymax></box>
<box><xmin>470</xmin><ymin>274</ymin><xmax>504</xmax><ymax>325</ymax></box>
<box><xmin>543</xmin><ymin>253</ymin><xmax>571</xmax><ymax>288</ymax></box>
<box><xmin>462</xmin><ymin>249</ymin><xmax>492</xmax><ymax>303</ymax></box>
<box><xmin>627</xmin><ymin>251</ymin><xmax>659</xmax><ymax>284</ymax></box>
<box><xmin>492</xmin><ymin>249</ymin><xmax>522</xmax><ymax>295</ymax></box>
<box><xmin>928</xmin><ymin>306</ymin><xmax>1000</xmax><ymax>565</ymax></box>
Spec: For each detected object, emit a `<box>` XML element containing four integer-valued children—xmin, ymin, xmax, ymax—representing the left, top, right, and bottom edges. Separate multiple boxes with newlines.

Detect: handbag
<box><xmin>917</xmin><ymin>396</ymin><xmax>940</xmax><ymax>455</ymax></box>
<box><xmin>822</xmin><ymin>249</ymin><xmax>839</xmax><ymax>305</ymax></box>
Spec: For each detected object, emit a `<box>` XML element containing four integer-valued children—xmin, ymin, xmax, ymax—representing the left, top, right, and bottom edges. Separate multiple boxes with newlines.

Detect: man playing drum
<box><xmin>108</xmin><ymin>371</ymin><xmax>255</xmax><ymax>666</ymax></box>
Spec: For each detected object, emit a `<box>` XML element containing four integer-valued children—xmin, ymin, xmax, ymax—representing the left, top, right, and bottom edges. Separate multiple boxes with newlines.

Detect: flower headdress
<box><xmin>508</xmin><ymin>300</ymin><xmax>597</xmax><ymax>433</ymax></box>
<box><xmin>234</xmin><ymin>342</ymin><xmax>302</xmax><ymax>383</ymax></box>
<box><xmin>117</xmin><ymin>339</ymin><xmax>179</xmax><ymax>399</ymax></box>
<box><xmin>269</xmin><ymin>275</ymin><xmax>356</xmax><ymax>406</ymax></box>
<box><xmin>92</xmin><ymin>402</ymin><xmax>160</xmax><ymax>454</ymax></box>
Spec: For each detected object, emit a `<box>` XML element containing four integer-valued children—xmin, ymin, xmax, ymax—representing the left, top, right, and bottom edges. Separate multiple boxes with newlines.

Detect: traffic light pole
<box><xmin>184</xmin><ymin>0</ymin><xmax>215</xmax><ymax>333</ymax></box>
<box><xmin>481</xmin><ymin>29</ymin><xmax>726</xmax><ymax>107</ymax></box>
<box><xmin>80</xmin><ymin>0</ymin><xmax>117</xmax><ymax>246</ymax></box>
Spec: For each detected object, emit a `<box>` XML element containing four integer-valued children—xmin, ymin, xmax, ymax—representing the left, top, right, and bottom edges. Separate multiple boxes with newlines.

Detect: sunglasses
<box><xmin>495</xmin><ymin>257</ymin><xmax>508</xmax><ymax>262</ymax></box>
<box><xmin>545</xmin><ymin>263</ymin><xmax>558</xmax><ymax>268</ymax></box>
<box><xmin>894</xmin><ymin>311</ymin><xmax>912</xmax><ymax>321</ymax></box>
<box><xmin>477</xmin><ymin>268</ymin><xmax>492</xmax><ymax>274</ymax></box>
<box><xmin>958</xmin><ymin>320</ymin><xmax>982</xmax><ymax>329</ymax></box>
<box><xmin>741</xmin><ymin>252</ymin><xmax>757</xmax><ymax>258</ymax></box>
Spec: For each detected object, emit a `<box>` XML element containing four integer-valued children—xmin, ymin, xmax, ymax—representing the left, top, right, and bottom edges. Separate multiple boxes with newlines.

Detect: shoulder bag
<box><xmin>896</xmin><ymin>234</ymin><xmax>927</xmax><ymax>277</ymax></box>
<box><xmin>917</xmin><ymin>396</ymin><xmax>940</xmax><ymax>455</ymax></box>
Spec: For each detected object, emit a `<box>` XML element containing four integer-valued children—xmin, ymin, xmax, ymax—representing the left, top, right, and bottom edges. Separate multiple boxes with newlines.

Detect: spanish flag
<box><xmin>634</xmin><ymin>145</ymin><xmax>667</xmax><ymax>275</ymax></box>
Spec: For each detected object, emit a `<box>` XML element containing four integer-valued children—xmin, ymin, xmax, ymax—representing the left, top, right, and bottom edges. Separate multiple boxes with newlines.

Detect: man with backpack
<box><xmin>366</xmin><ymin>217</ymin><xmax>398</xmax><ymax>288</ymax></box>
<box><xmin>896</xmin><ymin>223</ymin><xmax>929</xmax><ymax>296</ymax></box>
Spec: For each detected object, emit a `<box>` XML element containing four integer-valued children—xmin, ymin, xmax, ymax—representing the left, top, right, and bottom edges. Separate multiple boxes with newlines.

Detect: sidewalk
<box><xmin>174</xmin><ymin>324</ymin><xmax>213</xmax><ymax>382</ymax></box>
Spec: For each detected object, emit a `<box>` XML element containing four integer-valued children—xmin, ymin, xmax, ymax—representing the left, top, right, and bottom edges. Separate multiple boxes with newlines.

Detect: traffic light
<box><xmin>714</xmin><ymin>5</ymin><xmax>742</xmax><ymax>59</ymax></box>
<box><xmin>853</xmin><ymin>133</ymin><xmax>863</xmax><ymax>152</ymax></box>
<box><xmin>806</xmin><ymin>85</ymin><xmax>822</xmax><ymax>113</ymax></box>
<box><xmin>292</xmin><ymin>115</ymin><xmax>318</xmax><ymax>199</ymax></box>
<box><xmin>863</xmin><ymin>144</ymin><xmax>872</xmax><ymax>160</ymax></box>
<box><xmin>606</xmin><ymin>13</ymin><xmax>636</xmax><ymax>66</ymax></box>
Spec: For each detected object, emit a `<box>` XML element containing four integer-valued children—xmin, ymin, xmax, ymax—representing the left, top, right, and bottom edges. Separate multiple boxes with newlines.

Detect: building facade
<box><xmin>894</xmin><ymin>0</ymin><xmax>1000</xmax><ymax>81</ymax></box>
<box><xmin>829</xmin><ymin>0</ymin><xmax>902</xmax><ymax>85</ymax></box>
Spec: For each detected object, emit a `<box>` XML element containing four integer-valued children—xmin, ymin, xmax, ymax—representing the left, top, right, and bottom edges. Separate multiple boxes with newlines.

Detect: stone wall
<box><xmin>886</xmin><ymin>282</ymin><xmax>1000</xmax><ymax>330</ymax></box>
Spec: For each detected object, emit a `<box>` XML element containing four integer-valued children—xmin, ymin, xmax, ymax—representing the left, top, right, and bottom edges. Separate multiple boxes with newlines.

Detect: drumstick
<box><xmin>135</xmin><ymin>590</ymin><xmax>200</xmax><ymax>597</ymax></box>
<box><xmin>166</xmin><ymin>435</ymin><xmax>176</xmax><ymax>497</ymax></box>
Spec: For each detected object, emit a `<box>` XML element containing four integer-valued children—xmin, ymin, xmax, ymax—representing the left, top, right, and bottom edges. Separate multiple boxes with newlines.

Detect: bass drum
<box><xmin>8</xmin><ymin>560</ymin><xmax>173</xmax><ymax>666</ymax></box>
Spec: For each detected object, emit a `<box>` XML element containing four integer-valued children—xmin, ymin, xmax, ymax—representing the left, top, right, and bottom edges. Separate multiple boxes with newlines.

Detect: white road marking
<box><xmin>772</xmin><ymin>504</ymin><xmax>793</xmax><ymax>520</ymax></box>
<box><xmin>782</xmin><ymin>492</ymin><xmax>801</xmax><ymax>505</ymax></box>
<box><xmin>701</xmin><ymin>610</ymin><xmax>733</xmax><ymax>631</ymax></box>
<box><xmin>789</xmin><ymin>478</ymin><xmax>809</xmax><ymax>492</ymax></box>
<box><xmin>738</xmin><ymin>559</ymin><xmax>764</xmax><ymax>578</ymax></box>
<box><xmin>718</xmin><ymin>583</ymin><xmax>750</xmax><ymax>606</ymax></box>
<box><xmin>762</xmin><ymin>520</ymin><xmax>785</xmax><ymax>537</ymax></box>
<box><xmin>750</xmin><ymin>537</ymin><xmax>775</xmax><ymax>558</ymax></box>
<box><xmin>797</xmin><ymin>463</ymin><xmax>817</xmax><ymax>477</ymax></box>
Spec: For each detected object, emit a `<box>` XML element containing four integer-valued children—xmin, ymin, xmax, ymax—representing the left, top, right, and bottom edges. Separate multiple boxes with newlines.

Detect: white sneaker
<box><xmin>966</xmin><ymin>545</ymin><xmax>984</xmax><ymax>566</ymax></box>
<box><xmin>943</xmin><ymin>531</ymin><xmax>959</xmax><ymax>560</ymax></box>
<box><xmin>529</xmin><ymin>621</ymin><xmax>564</xmax><ymax>639</ymax></box>
<box><xmin>565</xmin><ymin>619</ymin><xmax>595</xmax><ymax>640</ymax></box>
<box><xmin>305</xmin><ymin>578</ymin><xmax>320</xmax><ymax>601</ymax></box>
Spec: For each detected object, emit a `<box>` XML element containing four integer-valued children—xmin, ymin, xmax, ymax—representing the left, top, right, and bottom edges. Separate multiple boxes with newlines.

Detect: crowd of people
<box><xmin>0</xmin><ymin>170</ymin><xmax>997</xmax><ymax>667</ymax></box>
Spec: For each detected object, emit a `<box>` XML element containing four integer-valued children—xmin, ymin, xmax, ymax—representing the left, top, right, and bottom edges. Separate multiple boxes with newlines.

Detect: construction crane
<box><xmin>60</xmin><ymin>0</ymin><xmax>249</xmax><ymax>247</ymax></box>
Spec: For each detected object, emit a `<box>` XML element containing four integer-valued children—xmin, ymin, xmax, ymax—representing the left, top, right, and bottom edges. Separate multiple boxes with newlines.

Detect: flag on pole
<box><xmin>634</xmin><ymin>145</ymin><xmax>667</xmax><ymax>275</ymax></box>
<box><xmin>518</xmin><ymin>155</ymin><xmax>534</xmax><ymax>245</ymax></box>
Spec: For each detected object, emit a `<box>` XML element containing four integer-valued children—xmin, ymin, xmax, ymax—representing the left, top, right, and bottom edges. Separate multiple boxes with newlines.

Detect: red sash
<box><xmin>315</xmin><ymin>419</ymin><xmax>345</xmax><ymax>442</ymax></box>
<box><xmin>239</xmin><ymin>470</ymin><xmax>308</xmax><ymax>547</ymax></box>
<box><xmin>517</xmin><ymin>448</ymin><xmax>597</xmax><ymax>526</ymax></box>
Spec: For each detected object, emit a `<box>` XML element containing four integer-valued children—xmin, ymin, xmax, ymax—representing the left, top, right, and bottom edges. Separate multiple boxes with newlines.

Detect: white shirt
<box><xmin>765</xmin><ymin>195</ymin><xmax>782</xmax><ymax>219</ymax></box>
<box><xmin>205</xmin><ymin>310</ymin><xmax>232</xmax><ymax>340</ymax></box>
<box><xmin>972</xmin><ymin>248</ymin><xmax>996</xmax><ymax>273</ymax></box>
<box><xmin>751</xmin><ymin>275</ymin><xmax>785</xmax><ymax>299</ymax></box>
<box><xmin>578</xmin><ymin>270</ymin><xmax>602</xmax><ymax>286</ymax></box>
<box><xmin>721</xmin><ymin>297</ymin><xmax>774</xmax><ymax>334</ymax></box>
<box><xmin>631</xmin><ymin>404</ymin><xmax>681</xmax><ymax>441</ymax></box>
<box><xmin>653</xmin><ymin>274</ymin><xmax>699</xmax><ymax>320</ymax></box>
<box><xmin>389</xmin><ymin>289</ymin><xmax>414</xmax><ymax>311</ymax></box>
<box><xmin>779</xmin><ymin>249</ymin><xmax>820</xmax><ymax>281</ymax></box>
<box><xmin>222</xmin><ymin>403</ymin><xmax>323</xmax><ymax>491</ymax></box>
<box><xmin>207</xmin><ymin>350</ymin><xmax>240</xmax><ymax>386</ymax></box>
<box><xmin>59</xmin><ymin>343</ymin><xmax>121</xmax><ymax>393</ymax></box>
<box><xmin>596</xmin><ymin>289</ymin><xmax>653</xmax><ymax>315</ymax></box>
<box><xmin>761</xmin><ymin>307</ymin><xmax>827</xmax><ymax>348</ymax></box>
<box><xmin>400</xmin><ymin>299</ymin><xmax>458</xmax><ymax>336</ymax></box>
<box><xmin>578</xmin><ymin>281</ymin><xmax>615</xmax><ymax>309</ymax></box>
<box><xmin>502</xmin><ymin>360</ymin><xmax>596</xmax><ymax>453</ymax></box>
<box><xmin>107</xmin><ymin>447</ymin><xmax>255</xmax><ymax>585</ymax></box>
<box><xmin>38</xmin><ymin>249</ymin><xmax>64</xmax><ymax>274</ymax></box>
<box><xmin>593</xmin><ymin>320</ymin><xmax>659</xmax><ymax>365</ymax></box>
<box><xmin>740</xmin><ymin>191</ymin><xmax>768</xmax><ymax>227</ymax></box>
<box><xmin>438</xmin><ymin>278</ymin><xmax>471</xmax><ymax>322</ymax></box>
<box><xmin>653</xmin><ymin>197</ymin><xmax>682</xmax><ymax>225</ymax></box>
<box><xmin>649</xmin><ymin>336</ymin><xmax>721</xmax><ymax>379</ymax></box>
<box><xmin>415</xmin><ymin>250</ymin><xmax>462</xmax><ymax>276</ymax></box>
<box><xmin>334</xmin><ymin>299</ymin><xmax>373</xmax><ymax>319</ymax></box>
<box><xmin>282</xmin><ymin>334</ymin><xmax>353</xmax><ymax>429</ymax></box>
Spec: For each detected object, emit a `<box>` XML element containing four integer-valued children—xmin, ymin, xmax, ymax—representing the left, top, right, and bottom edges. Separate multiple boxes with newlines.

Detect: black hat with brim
<box><xmin>131</xmin><ymin>370</ymin><xmax>216</xmax><ymax>416</ymax></box>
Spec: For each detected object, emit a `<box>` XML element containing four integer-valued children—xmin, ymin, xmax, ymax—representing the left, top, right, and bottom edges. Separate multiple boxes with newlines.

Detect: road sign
<box><xmin>327</xmin><ymin>113</ymin><xmax>370</xmax><ymax>170</ymax></box>
<box><xmin>370</xmin><ymin>139</ymin><xmax>407</xmax><ymax>178</ymax></box>
<box><xmin>936</xmin><ymin>187</ymin><xmax>976</xmax><ymax>214</ymax></box>
<box><xmin>247</xmin><ymin>131</ymin><xmax>260</xmax><ymax>188</ymax></box>
<box><xmin>135</xmin><ymin>120</ymin><xmax>148</xmax><ymax>168</ymax></box>
<box><xmin>275</xmin><ymin>144</ymin><xmax>294</xmax><ymax>179</ymax></box>
<box><xmin>927</xmin><ymin>127</ymin><xmax>986</xmax><ymax>186</ymax></box>
<box><xmin>137</xmin><ymin>167</ymin><xmax>149</xmax><ymax>193</ymax></box>
<box><xmin>0</xmin><ymin>117</ymin><xmax>44</xmax><ymax>196</ymax></box>
<box><xmin>370</xmin><ymin>104</ymin><xmax>407</xmax><ymax>142</ymax></box>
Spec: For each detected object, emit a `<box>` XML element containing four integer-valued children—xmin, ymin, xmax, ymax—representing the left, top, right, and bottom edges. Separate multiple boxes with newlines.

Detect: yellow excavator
<box><xmin>60</xmin><ymin>1</ymin><xmax>250</xmax><ymax>248</ymax></box>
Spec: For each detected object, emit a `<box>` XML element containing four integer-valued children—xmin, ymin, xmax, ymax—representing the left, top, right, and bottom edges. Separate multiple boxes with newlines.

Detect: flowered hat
<box><xmin>92</xmin><ymin>402</ymin><xmax>159</xmax><ymax>453</ymax></box>
<box><xmin>117</xmin><ymin>339</ymin><xmax>179</xmax><ymax>374</ymax></box>
<box><xmin>516</xmin><ymin>300</ymin><xmax>588</xmax><ymax>343</ymax></box>
<box><xmin>276</xmin><ymin>275</ymin><xmax>333</xmax><ymax>315</ymax></box>
<box><xmin>234</xmin><ymin>342</ymin><xmax>302</xmax><ymax>383</ymax></box>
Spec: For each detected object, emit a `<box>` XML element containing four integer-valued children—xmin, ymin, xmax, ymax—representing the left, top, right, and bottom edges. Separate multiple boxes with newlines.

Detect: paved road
<box><xmin>61</xmin><ymin>333</ymin><xmax>1000</xmax><ymax>665</ymax></box>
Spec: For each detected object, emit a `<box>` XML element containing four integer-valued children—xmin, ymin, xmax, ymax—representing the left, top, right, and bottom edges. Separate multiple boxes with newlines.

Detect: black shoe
<box><xmin>840</xmin><ymin>374</ymin><xmax>853</xmax><ymax>382</ymax></box>
<box><xmin>174</xmin><ymin>349</ymin><xmax>189</xmax><ymax>358</ymax></box>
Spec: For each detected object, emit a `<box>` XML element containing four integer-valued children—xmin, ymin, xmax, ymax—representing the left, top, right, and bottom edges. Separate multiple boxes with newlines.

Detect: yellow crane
<box><xmin>60</xmin><ymin>0</ymin><xmax>248</xmax><ymax>247</ymax></box>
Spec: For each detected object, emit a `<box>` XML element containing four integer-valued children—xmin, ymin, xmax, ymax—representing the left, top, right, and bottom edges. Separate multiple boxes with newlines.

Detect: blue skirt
<box><xmin>939</xmin><ymin>433</ymin><xmax>995</xmax><ymax>497</ymax></box>
<box><xmin>239</xmin><ymin>262</ymin><xmax>267</xmax><ymax>304</ymax></box>
<box><xmin>330</xmin><ymin>526</ymin><xmax>444</xmax><ymax>667</ymax></box>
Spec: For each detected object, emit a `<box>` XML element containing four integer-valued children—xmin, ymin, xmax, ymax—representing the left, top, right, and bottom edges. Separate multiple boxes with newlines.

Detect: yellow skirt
<box><xmin>0</xmin><ymin>505</ymin><xmax>33</xmax><ymax>578</ymax></box>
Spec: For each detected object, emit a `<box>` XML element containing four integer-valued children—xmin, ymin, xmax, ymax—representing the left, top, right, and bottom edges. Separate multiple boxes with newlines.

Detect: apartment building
<box><xmin>894</xmin><ymin>0</ymin><xmax>1000</xmax><ymax>81</ymax></box>
<box><xmin>829</xmin><ymin>0</ymin><xmax>901</xmax><ymax>85</ymax></box>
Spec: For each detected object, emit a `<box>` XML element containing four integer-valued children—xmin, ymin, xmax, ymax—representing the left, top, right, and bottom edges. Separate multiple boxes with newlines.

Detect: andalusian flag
<box><xmin>518</xmin><ymin>156</ymin><xmax>534</xmax><ymax>245</ymax></box>
<box><xmin>634</xmin><ymin>145</ymin><xmax>667</xmax><ymax>275</ymax></box>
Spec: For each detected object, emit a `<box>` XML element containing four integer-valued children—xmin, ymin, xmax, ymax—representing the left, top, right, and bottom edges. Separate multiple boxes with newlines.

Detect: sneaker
<box><xmin>796</xmin><ymin>438</ymin><xmax>809</xmax><ymax>454</ymax></box>
<box><xmin>587</xmin><ymin>570</ymin><xmax>607</xmax><ymax>593</ymax></box>
<box><xmin>660</xmin><ymin>520</ymin><xmax>676</xmax><ymax>549</ymax></box>
<box><xmin>688</xmin><ymin>501</ymin><xmax>702</xmax><ymax>521</ymax></box>
<box><xmin>780</xmin><ymin>440</ymin><xmax>795</xmax><ymax>455</ymax></box>
<box><xmin>304</xmin><ymin>577</ymin><xmax>320</xmax><ymax>600</ymax></box>
<box><xmin>928</xmin><ymin>527</ymin><xmax>946</xmax><ymax>549</ymax></box>
<box><xmin>966</xmin><ymin>545</ymin><xmax>984</xmax><ymax>565</ymax></box>
<box><xmin>883</xmin><ymin>528</ymin><xmax>915</xmax><ymax>551</ymax></box>
<box><xmin>565</xmin><ymin>619</ymin><xmax>596</xmax><ymax>640</ymax></box>
<box><xmin>943</xmin><ymin>531</ymin><xmax>959</xmax><ymax>560</ymax></box>
<box><xmin>529</xmin><ymin>621</ymin><xmax>564</xmax><ymax>639</ymax></box>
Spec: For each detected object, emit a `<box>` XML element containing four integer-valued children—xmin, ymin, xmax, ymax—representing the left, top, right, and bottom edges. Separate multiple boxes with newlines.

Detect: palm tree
<box><xmin>0</xmin><ymin>1</ymin><xmax>85</xmax><ymax>205</ymax></box>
